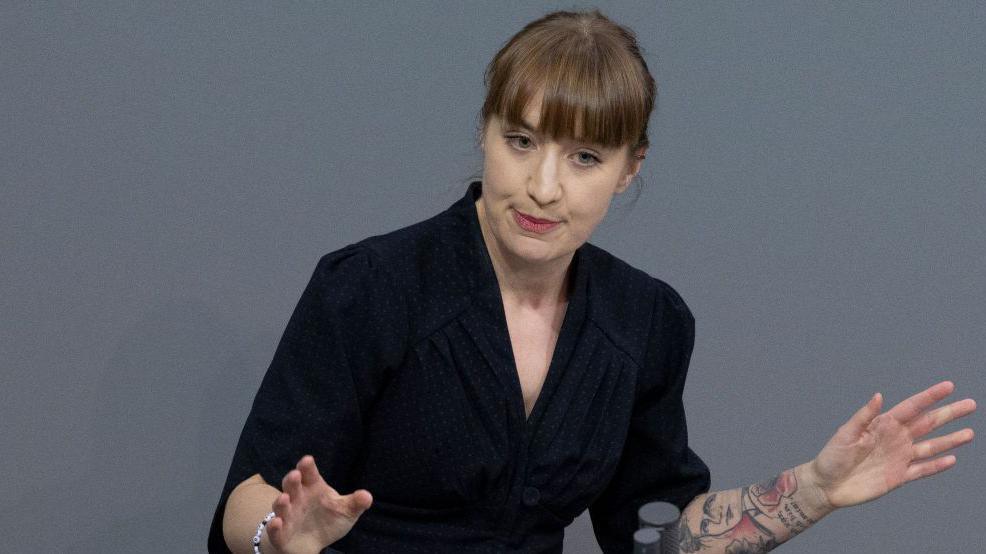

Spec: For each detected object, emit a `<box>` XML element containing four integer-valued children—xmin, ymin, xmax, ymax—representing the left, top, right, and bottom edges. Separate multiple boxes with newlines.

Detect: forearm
<box><xmin>222</xmin><ymin>475</ymin><xmax>282</xmax><ymax>554</ymax></box>
<box><xmin>676</xmin><ymin>462</ymin><xmax>834</xmax><ymax>553</ymax></box>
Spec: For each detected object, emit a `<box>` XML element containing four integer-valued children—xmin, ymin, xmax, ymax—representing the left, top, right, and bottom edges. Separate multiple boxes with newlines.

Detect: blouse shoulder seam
<box><xmin>586</xmin><ymin>315</ymin><xmax>643</xmax><ymax>370</ymax></box>
<box><xmin>406</xmin><ymin>293</ymin><xmax>484</xmax><ymax>351</ymax></box>
<box><xmin>650</xmin><ymin>276</ymin><xmax>694</xmax><ymax>322</ymax></box>
<box><xmin>353</xmin><ymin>242</ymin><xmax>416</xmax><ymax>358</ymax></box>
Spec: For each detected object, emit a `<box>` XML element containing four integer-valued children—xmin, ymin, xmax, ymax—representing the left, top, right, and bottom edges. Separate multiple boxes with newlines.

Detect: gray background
<box><xmin>1</xmin><ymin>2</ymin><xmax>982</xmax><ymax>552</ymax></box>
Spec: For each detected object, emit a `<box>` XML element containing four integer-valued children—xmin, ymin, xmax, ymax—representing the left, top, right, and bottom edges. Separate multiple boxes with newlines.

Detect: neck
<box><xmin>476</xmin><ymin>198</ymin><xmax>573</xmax><ymax>309</ymax></box>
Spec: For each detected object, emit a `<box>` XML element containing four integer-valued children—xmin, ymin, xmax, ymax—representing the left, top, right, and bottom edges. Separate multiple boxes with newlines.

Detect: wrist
<box><xmin>795</xmin><ymin>461</ymin><xmax>835</xmax><ymax>519</ymax></box>
<box><xmin>259</xmin><ymin>530</ymin><xmax>279</xmax><ymax>554</ymax></box>
<box><xmin>253</xmin><ymin>511</ymin><xmax>282</xmax><ymax>554</ymax></box>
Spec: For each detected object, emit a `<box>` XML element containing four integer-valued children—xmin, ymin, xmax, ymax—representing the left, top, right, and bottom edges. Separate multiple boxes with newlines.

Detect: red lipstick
<box><xmin>513</xmin><ymin>209</ymin><xmax>560</xmax><ymax>233</ymax></box>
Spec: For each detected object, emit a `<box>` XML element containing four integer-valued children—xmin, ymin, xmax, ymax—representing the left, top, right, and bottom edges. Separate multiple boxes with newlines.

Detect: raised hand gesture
<box><xmin>808</xmin><ymin>380</ymin><xmax>976</xmax><ymax>509</ymax></box>
<box><xmin>263</xmin><ymin>455</ymin><xmax>373</xmax><ymax>554</ymax></box>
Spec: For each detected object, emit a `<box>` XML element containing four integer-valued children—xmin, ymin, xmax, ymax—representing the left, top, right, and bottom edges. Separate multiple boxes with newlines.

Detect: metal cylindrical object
<box><xmin>632</xmin><ymin>527</ymin><xmax>661</xmax><ymax>553</ymax></box>
<box><xmin>637</xmin><ymin>501</ymin><xmax>681</xmax><ymax>554</ymax></box>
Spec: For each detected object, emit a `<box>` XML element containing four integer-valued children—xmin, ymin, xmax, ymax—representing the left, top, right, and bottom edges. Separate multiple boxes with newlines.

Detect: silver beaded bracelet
<box><xmin>251</xmin><ymin>511</ymin><xmax>276</xmax><ymax>554</ymax></box>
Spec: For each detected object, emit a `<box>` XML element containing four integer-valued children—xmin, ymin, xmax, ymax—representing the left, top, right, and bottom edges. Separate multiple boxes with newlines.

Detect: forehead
<box><xmin>486</xmin><ymin>82</ymin><xmax>638</xmax><ymax>156</ymax></box>
<box><xmin>494</xmin><ymin>93</ymin><xmax>601</xmax><ymax>148</ymax></box>
<box><xmin>517</xmin><ymin>95</ymin><xmax>586</xmax><ymax>138</ymax></box>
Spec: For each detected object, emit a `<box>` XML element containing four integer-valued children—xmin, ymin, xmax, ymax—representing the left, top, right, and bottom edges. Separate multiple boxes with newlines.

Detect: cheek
<box><xmin>565</xmin><ymin>193</ymin><xmax>613</xmax><ymax>241</ymax></box>
<box><xmin>484</xmin><ymin>142</ymin><xmax>519</xmax><ymax>174</ymax></box>
<box><xmin>483</xmin><ymin>160</ymin><xmax>511</xmax><ymax>196</ymax></box>
<box><xmin>574</xmin><ymin>192</ymin><xmax>613</xmax><ymax>223</ymax></box>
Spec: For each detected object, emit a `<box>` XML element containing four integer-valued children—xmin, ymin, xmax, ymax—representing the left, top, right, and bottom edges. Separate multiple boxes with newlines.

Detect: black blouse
<box><xmin>208</xmin><ymin>181</ymin><xmax>710</xmax><ymax>553</ymax></box>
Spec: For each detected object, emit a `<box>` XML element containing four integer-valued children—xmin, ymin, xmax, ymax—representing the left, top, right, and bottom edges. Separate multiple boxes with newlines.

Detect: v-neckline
<box><xmin>462</xmin><ymin>181</ymin><xmax>588</xmax><ymax>431</ymax></box>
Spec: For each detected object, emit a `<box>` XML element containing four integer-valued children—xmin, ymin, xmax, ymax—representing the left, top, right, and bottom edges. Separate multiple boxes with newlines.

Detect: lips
<box><xmin>516</xmin><ymin>210</ymin><xmax>559</xmax><ymax>224</ymax></box>
<box><xmin>513</xmin><ymin>209</ymin><xmax>561</xmax><ymax>233</ymax></box>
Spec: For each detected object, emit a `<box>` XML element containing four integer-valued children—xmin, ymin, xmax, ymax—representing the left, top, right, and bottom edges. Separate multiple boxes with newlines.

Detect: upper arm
<box><xmin>248</xmin><ymin>244</ymin><xmax>410</xmax><ymax>484</ymax></box>
<box><xmin>588</xmin><ymin>282</ymin><xmax>711</xmax><ymax>553</ymax></box>
<box><xmin>208</xmin><ymin>244</ymin><xmax>411</xmax><ymax>553</ymax></box>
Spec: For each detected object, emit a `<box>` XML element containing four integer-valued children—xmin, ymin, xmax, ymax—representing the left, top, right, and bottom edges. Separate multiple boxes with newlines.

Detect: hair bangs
<box><xmin>483</xmin><ymin>26</ymin><xmax>649</xmax><ymax>152</ymax></box>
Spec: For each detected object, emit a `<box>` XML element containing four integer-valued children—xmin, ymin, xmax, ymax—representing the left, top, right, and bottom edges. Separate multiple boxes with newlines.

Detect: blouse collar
<box><xmin>447</xmin><ymin>180</ymin><xmax>589</xmax><ymax>323</ymax></box>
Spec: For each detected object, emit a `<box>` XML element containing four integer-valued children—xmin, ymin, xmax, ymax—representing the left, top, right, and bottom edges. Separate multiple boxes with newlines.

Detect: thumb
<box><xmin>845</xmin><ymin>392</ymin><xmax>883</xmax><ymax>433</ymax></box>
<box><xmin>345</xmin><ymin>489</ymin><xmax>373</xmax><ymax>518</ymax></box>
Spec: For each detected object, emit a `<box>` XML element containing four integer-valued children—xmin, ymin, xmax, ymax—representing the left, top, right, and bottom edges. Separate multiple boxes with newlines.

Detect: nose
<box><xmin>527</xmin><ymin>147</ymin><xmax>563</xmax><ymax>207</ymax></box>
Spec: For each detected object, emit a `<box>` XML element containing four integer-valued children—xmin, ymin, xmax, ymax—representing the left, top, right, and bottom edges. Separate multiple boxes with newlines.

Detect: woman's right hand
<box><xmin>263</xmin><ymin>455</ymin><xmax>373</xmax><ymax>554</ymax></box>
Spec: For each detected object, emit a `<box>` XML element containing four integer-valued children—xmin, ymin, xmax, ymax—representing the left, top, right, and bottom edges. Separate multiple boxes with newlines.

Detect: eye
<box><xmin>504</xmin><ymin>133</ymin><xmax>602</xmax><ymax>169</ymax></box>
<box><xmin>575</xmin><ymin>151</ymin><xmax>601</xmax><ymax>167</ymax></box>
<box><xmin>504</xmin><ymin>133</ymin><xmax>533</xmax><ymax>150</ymax></box>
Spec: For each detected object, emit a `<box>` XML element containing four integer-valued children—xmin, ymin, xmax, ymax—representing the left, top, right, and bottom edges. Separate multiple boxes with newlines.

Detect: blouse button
<box><xmin>522</xmin><ymin>486</ymin><xmax>541</xmax><ymax>507</ymax></box>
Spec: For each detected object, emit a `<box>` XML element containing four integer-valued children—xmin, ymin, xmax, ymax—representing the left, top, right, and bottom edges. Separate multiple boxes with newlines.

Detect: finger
<box><xmin>266</xmin><ymin>515</ymin><xmax>283</xmax><ymax>545</ymax></box>
<box><xmin>884</xmin><ymin>380</ymin><xmax>955</xmax><ymax>424</ymax></box>
<box><xmin>282</xmin><ymin>469</ymin><xmax>303</xmax><ymax>500</ymax></box>
<box><xmin>297</xmin><ymin>455</ymin><xmax>324</xmax><ymax>487</ymax></box>
<box><xmin>272</xmin><ymin>491</ymin><xmax>293</xmax><ymax>521</ymax></box>
<box><xmin>845</xmin><ymin>392</ymin><xmax>883</xmax><ymax>433</ymax></box>
<box><xmin>345</xmin><ymin>489</ymin><xmax>373</xmax><ymax>518</ymax></box>
<box><xmin>904</xmin><ymin>454</ymin><xmax>957</xmax><ymax>483</ymax></box>
<box><xmin>912</xmin><ymin>428</ymin><xmax>975</xmax><ymax>461</ymax></box>
<box><xmin>908</xmin><ymin>398</ymin><xmax>977</xmax><ymax>438</ymax></box>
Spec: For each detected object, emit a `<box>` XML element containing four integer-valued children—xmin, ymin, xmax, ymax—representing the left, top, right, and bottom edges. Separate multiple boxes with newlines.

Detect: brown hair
<box><xmin>477</xmin><ymin>9</ymin><xmax>656</xmax><ymax>161</ymax></box>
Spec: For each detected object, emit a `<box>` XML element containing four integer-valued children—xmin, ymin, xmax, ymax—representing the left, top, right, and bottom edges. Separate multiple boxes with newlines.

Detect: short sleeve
<box><xmin>588</xmin><ymin>283</ymin><xmax>711</xmax><ymax>553</ymax></box>
<box><xmin>207</xmin><ymin>244</ymin><xmax>409</xmax><ymax>553</ymax></box>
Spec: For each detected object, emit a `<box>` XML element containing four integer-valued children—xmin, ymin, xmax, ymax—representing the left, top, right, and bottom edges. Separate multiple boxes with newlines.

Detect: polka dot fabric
<box><xmin>208</xmin><ymin>181</ymin><xmax>710</xmax><ymax>553</ymax></box>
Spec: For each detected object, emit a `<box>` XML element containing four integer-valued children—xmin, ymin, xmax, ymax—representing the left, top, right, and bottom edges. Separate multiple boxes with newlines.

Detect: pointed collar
<box><xmin>446</xmin><ymin>180</ymin><xmax>589</xmax><ymax>323</ymax></box>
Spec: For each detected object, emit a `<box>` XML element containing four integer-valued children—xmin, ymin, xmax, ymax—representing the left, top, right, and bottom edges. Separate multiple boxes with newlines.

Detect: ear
<box><xmin>479</xmin><ymin>118</ymin><xmax>492</xmax><ymax>152</ymax></box>
<box><xmin>616</xmin><ymin>145</ymin><xmax>648</xmax><ymax>193</ymax></box>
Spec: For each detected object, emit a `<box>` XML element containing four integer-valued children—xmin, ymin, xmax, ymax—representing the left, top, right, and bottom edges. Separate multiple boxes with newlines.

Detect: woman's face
<box><xmin>478</xmin><ymin>94</ymin><xmax>645</xmax><ymax>270</ymax></box>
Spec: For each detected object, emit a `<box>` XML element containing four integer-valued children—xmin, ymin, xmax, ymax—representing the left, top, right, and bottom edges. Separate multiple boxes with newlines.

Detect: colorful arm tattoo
<box><xmin>678</xmin><ymin>468</ymin><xmax>820</xmax><ymax>554</ymax></box>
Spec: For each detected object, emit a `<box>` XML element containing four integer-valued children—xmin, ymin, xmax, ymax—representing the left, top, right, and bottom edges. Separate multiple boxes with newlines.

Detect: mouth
<box><xmin>515</xmin><ymin>209</ymin><xmax>560</xmax><ymax>224</ymax></box>
<box><xmin>513</xmin><ymin>209</ymin><xmax>561</xmax><ymax>233</ymax></box>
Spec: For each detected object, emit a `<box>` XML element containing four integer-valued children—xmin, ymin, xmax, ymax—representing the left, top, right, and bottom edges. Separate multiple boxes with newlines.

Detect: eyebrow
<box><xmin>515</xmin><ymin>117</ymin><xmax>540</xmax><ymax>135</ymax></box>
<box><xmin>512</xmin><ymin>116</ymin><xmax>607</xmax><ymax>150</ymax></box>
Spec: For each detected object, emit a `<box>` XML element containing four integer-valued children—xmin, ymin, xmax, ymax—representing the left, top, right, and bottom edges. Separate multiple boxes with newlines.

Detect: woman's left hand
<box><xmin>807</xmin><ymin>380</ymin><xmax>976</xmax><ymax>510</ymax></box>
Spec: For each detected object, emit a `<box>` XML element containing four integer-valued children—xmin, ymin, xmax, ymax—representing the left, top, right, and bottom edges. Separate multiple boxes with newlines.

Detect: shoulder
<box><xmin>581</xmin><ymin>242</ymin><xmax>694</xmax><ymax>367</ymax></box>
<box><xmin>322</xmin><ymin>207</ymin><xmax>476</xmax><ymax>343</ymax></box>
<box><xmin>317</xmin><ymin>207</ymin><xmax>452</xmax><ymax>289</ymax></box>
<box><xmin>303</xmin><ymin>243</ymin><xmax>405</xmax><ymax>332</ymax></box>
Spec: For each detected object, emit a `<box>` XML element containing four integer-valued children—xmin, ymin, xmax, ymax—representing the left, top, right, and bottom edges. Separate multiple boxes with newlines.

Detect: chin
<box><xmin>510</xmin><ymin>238</ymin><xmax>557</xmax><ymax>262</ymax></box>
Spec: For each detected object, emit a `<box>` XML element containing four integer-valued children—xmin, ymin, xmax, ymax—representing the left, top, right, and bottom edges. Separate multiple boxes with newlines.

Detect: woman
<box><xmin>209</xmin><ymin>9</ymin><xmax>976</xmax><ymax>554</ymax></box>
